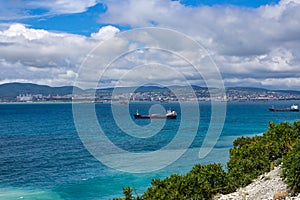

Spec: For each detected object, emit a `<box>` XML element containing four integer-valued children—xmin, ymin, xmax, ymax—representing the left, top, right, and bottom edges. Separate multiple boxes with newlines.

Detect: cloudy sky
<box><xmin>0</xmin><ymin>0</ymin><xmax>300</xmax><ymax>90</ymax></box>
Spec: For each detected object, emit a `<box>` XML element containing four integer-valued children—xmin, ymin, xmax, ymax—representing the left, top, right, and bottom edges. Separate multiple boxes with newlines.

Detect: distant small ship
<box><xmin>134</xmin><ymin>109</ymin><xmax>177</xmax><ymax>119</ymax></box>
<box><xmin>269</xmin><ymin>104</ymin><xmax>299</xmax><ymax>112</ymax></box>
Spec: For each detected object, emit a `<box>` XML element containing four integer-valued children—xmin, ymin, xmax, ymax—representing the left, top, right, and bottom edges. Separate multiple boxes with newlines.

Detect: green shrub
<box><xmin>142</xmin><ymin>174</ymin><xmax>186</xmax><ymax>199</ymax></box>
<box><xmin>187</xmin><ymin>163</ymin><xmax>229</xmax><ymax>197</ymax></box>
<box><xmin>282</xmin><ymin>139</ymin><xmax>300</xmax><ymax>195</ymax></box>
<box><xmin>227</xmin><ymin>121</ymin><xmax>299</xmax><ymax>191</ymax></box>
<box><xmin>142</xmin><ymin>163</ymin><xmax>227</xmax><ymax>200</ymax></box>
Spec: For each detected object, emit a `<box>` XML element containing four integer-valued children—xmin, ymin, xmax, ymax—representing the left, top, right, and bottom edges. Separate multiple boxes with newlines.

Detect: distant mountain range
<box><xmin>0</xmin><ymin>82</ymin><xmax>83</xmax><ymax>100</ymax></box>
<box><xmin>1</xmin><ymin>82</ymin><xmax>300</xmax><ymax>101</ymax></box>
<box><xmin>226</xmin><ymin>86</ymin><xmax>300</xmax><ymax>95</ymax></box>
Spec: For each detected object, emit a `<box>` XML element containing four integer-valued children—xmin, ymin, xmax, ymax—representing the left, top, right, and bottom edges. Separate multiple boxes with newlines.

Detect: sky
<box><xmin>0</xmin><ymin>0</ymin><xmax>300</xmax><ymax>90</ymax></box>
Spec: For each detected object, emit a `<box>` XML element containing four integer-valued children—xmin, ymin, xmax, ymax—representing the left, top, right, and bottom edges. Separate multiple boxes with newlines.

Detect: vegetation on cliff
<box><xmin>116</xmin><ymin>121</ymin><xmax>300</xmax><ymax>200</ymax></box>
<box><xmin>282</xmin><ymin>138</ymin><xmax>300</xmax><ymax>195</ymax></box>
<box><xmin>227</xmin><ymin>121</ymin><xmax>299</xmax><ymax>190</ymax></box>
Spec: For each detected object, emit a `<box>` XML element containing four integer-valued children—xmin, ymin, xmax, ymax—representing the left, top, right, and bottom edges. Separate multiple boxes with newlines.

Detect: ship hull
<box><xmin>269</xmin><ymin>108</ymin><xmax>299</xmax><ymax>112</ymax></box>
<box><xmin>134</xmin><ymin>114</ymin><xmax>177</xmax><ymax>119</ymax></box>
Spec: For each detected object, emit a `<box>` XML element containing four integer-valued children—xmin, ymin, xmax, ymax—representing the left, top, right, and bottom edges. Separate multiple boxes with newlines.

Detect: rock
<box><xmin>213</xmin><ymin>193</ymin><xmax>222</xmax><ymax>200</ymax></box>
<box><xmin>216</xmin><ymin>166</ymin><xmax>300</xmax><ymax>200</ymax></box>
<box><xmin>273</xmin><ymin>191</ymin><xmax>287</xmax><ymax>200</ymax></box>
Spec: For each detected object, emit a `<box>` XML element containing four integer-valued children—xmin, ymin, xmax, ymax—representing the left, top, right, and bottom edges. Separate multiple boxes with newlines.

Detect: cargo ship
<box><xmin>269</xmin><ymin>104</ymin><xmax>299</xmax><ymax>112</ymax></box>
<box><xmin>134</xmin><ymin>109</ymin><xmax>177</xmax><ymax>119</ymax></box>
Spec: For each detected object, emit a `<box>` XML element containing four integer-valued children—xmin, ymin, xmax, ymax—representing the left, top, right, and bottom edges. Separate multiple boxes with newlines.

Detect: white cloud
<box><xmin>2</xmin><ymin>23</ymin><xmax>50</xmax><ymax>40</ymax></box>
<box><xmin>261</xmin><ymin>0</ymin><xmax>300</xmax><ymax>19</ymax></box>
<box><xmin>261</xmin><ymin>77</ymin><xmax>300</xmax><ymax>89</ymax></box>
<box><xmin>29</xmin><ymin>0</ymin><xmax>98</xmax><ymax>14</ymax></box>
<box><xmin>91</xmin><ymin>25</ymin><xmax>120</xmax><ymax>40</ymax></box>
<box><xmin>0</xmin><ymin>0</ymin><xmax>98</xmax><ymax>20</ymax></box>
<box><xmin>97</xmin><ymin>0</ymin><xmax>300</xmax><ymax>89</ymax></box>
<box><xmin>1</xmin><ymin>0</ymin><xmax>300</xmax><ymax>90</ymax></box>
<box><xmin>0</xmin><ymin>24</ymin><xmax>120</xmax><ymax>87</ymax></box>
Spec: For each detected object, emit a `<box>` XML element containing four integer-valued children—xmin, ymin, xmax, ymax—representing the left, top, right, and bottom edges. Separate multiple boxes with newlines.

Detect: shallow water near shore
<box><xmin>1</xmin><ymin>100</ymin><xmax>300</xmax><ymax>199</ymax></box>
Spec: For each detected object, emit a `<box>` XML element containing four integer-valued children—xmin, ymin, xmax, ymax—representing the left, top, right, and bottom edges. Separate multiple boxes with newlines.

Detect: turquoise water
<box><xmin>1</xmin><ymin>101</ymin><xmax>300</xmax><ymax>199</ymax></box>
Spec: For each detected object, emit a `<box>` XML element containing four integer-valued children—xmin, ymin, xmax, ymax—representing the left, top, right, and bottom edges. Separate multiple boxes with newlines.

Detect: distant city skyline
<box><xmin>0</xmin><ymin>0</ymin><xmax>300</xmax><ymax>90</ymax></box>
<box><xmin>1</xmin><ymin>82</ymin><xmax>300</xmax><ymax>102</ymax></box>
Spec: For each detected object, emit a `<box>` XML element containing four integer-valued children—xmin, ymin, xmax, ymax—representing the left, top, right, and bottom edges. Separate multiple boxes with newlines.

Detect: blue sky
<box><xmin>180</xmin><ymin>0</ymin><xmax>279</xmax><ymax>7</ymax></box>
<box><xmin>0</xmin><ymin>0</ymin><xmax>300</xmax><ymax>90</ymax></box>
<box><xmin>1</xmin><ymin>0</ymin><xmax>280</xmax><ymax>36</ymax></box>
<box><xmin>15</xmin><ymin>3</ymin><xmax>108</xmax><ymax>36</ymax></box>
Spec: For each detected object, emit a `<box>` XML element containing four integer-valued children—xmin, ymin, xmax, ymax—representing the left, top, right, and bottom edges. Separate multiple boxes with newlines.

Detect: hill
<box><xmin>1</xmin><ymin>82</ymin><xmax>300</xmax><ymax>102</ymax></box>
<box><xmin>0</xmin><ymin>82</ymin><xmax>83</xmax><ymax>100</ymax></box>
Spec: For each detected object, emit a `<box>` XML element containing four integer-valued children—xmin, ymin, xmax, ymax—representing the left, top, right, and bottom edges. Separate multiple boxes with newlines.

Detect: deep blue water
<box><xmin>1</xmin><ymin>101</ymin><xmax>300</xmax><ymax>199</ymax></box>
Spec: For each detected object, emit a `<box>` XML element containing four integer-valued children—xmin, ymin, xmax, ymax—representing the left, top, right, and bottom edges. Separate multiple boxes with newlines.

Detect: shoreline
<box><xmin>1</xmin><ymin>99</ymin><xmax>300</xmax><ymax>104</ymax></box>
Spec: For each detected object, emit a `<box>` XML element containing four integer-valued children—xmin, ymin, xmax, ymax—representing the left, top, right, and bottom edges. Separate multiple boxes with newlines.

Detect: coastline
<box><xmin>1</xmin><ymin>98</ymin><xmax>300</xmax><ymax>103</ymax></box>
<box><xmin>216</xmin><ymin>166</ymin><xmax>300</xmax><ymax>200</ymax></box>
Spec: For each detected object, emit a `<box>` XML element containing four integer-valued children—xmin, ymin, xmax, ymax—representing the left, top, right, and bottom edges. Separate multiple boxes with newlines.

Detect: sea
<box><xmin>1</xmin><ymin>100</ymin><xmax>300</xmax><ymax>200</ymax></box>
